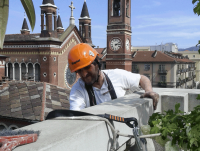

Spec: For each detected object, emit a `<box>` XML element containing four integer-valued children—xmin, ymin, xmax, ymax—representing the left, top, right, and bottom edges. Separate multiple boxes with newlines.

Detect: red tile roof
<box><xmin>95</xmin><ymin>48</ymin><xmax>105</xmax><ymax>54</ymax></box>
<box><xmin>131</xmin><ymin>51</ymin><xmax>194</xmax><ymax>63</ymax></box>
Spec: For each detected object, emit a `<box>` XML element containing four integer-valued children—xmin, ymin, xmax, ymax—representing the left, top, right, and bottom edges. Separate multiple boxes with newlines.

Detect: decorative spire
<box><xmin>21</xmin><ymin>13</ymin><xmax>30</xmax><ymax>34</ymax></box>
<box><xmin>80</xmin><ymin>0</ymin><xmax>90</xmax><ymax>18</ymax></box>
<box><xmin>57</xmin><ymin>15</ymin><xmax>63</xmax><ymax>29</ymax></box>
<box><xmin>21</xmin><ymin>17</ymin><xmax>29</xmax><ymax>30</ymax></box>
<box><xmin>69</xmin><ymin>1</ymin><xmax>75</xmax><ymax>25</ymax></box>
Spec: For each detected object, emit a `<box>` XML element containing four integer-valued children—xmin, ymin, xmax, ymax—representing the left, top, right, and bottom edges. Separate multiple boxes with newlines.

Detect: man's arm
<box><xmin>139</xmin><ymin>75</ymin><xmax>159</xmax><ymax>110</ymax></box>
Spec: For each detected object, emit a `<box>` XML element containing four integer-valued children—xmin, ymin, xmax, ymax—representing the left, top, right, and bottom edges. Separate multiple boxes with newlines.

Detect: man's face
<box><xmin>76</xmin><ymin>62</ymin><xmax>99</xmax><ymax>85</ymax></box>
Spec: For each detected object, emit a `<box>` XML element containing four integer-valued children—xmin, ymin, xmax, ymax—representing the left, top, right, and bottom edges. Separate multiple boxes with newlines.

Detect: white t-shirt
<box><xmin>69</xmin><ymin>69</ymin><xmax>141</xmax><ymax>110</ymax></box>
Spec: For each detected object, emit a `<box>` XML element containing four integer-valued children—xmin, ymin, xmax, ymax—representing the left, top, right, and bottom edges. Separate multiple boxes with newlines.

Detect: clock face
<box><xmin>66</xmin><ymin>67</ymin><xmax>77</xmax><ymax>85</ymax></box>
<box><xmin>65</xmin><ymin>64</ymin><xmax>77</xmax><ymax>88</ymax></box>
<box><xmin>126</xmin><ymin>39</ymin><xmax>130</xmax><ymax>51</ymax></box>
<box><xmin>110</xmin><ymin>38</ymin><xmax>122</xmax><ymax>51</ymax></box>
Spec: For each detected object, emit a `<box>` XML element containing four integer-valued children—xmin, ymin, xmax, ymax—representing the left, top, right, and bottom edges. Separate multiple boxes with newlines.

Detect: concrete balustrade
<box><xmin>12</xmin><ymin>88</ymin><xmax>200</xmax><ymax>151</ymax></box>
<box><xmin>14</xmin><ymin>93</ymin><xmax>154</xmax><ymax>151</ymax></box>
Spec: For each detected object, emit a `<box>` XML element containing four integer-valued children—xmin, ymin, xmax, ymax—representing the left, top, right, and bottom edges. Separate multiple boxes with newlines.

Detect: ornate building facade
<box><xmin>0</xmin><ymin>0</ymin><xmax>94</xmax><ymax>90</ymax></box>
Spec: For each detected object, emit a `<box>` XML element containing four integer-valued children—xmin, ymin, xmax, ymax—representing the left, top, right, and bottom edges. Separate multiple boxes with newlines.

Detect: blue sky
<box><xmin>6</xmin><ymin>0</ymin><xmax>200</xmax><ymax>49</ymax></box>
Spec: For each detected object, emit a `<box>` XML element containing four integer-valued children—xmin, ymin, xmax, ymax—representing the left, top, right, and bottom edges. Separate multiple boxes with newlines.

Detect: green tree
<box><xmin>0</xmin><ymin>0</ymin><xmax>36</xmax><ymax>49</ymax></box>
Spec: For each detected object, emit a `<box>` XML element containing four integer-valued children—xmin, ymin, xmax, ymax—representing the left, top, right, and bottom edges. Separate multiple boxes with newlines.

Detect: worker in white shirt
<box><xmin>68</xmin><ymin>43</ymin><xmax>159</xmax><ymax>111</ymax></box>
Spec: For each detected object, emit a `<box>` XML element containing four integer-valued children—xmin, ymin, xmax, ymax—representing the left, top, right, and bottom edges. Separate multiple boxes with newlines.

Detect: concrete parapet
<box><xmin>152</xmin><ymin>88</ymin><xmax>199</xmax><ymax>113</ymax></box>
<box><xmin>188</xmin><ymin>93</ymin><xmax>200</xmax><ymax>111</ymax></box>
<box><xmin>14</xmin><ymin>94</ymin><xmax>154</xmax><ymax>151</ymax></box>
<box><xmin>9</xmin><ymin>88</ymin><xmax>200</xmax><ymax>151</ymax></box>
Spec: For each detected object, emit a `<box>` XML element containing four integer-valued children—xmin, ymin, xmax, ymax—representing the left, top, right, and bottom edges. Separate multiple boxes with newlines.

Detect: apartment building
<box><xmin>179</xmin><ymin>50</ymin><xmax>200</xmax><ymax>88</ymax></box>
<box><xmin>131</xmin><ymin>43</ymin><xmax>178</xmax><ymax>53</ymax></box>
<box><xmin>131</xmin><ymin>51</ymin><xmax>196</xmax><ymax>89</ymax></box>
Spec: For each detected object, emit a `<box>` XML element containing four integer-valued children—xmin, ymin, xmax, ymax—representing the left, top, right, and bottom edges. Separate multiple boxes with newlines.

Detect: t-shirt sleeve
<box><xmin>115</xmin><ymin>69</ymin><xmax>141</xmax><ymax>88</ymax></box>
<box><xmin>69</xmin><ymin>86</ymin><xmax>86</xmax><ymax>110</ymax></box>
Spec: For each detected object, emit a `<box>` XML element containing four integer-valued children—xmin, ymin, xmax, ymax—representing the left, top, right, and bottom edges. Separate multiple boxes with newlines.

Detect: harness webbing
<box><xmin>85</xmin><ymin>72</ymin><xmax>117</xmax><ymax>107</ymax></box>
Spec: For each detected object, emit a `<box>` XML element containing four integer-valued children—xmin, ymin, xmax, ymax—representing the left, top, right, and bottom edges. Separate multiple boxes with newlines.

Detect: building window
<box><xmin>132</xmin><ymin>64</ymin><xmax>138</xmax><ymax>73</ymax></box>
<box><xmin>160</xmin><ymin>75</ymin><xmax>166</xmax><ymax>82</ymax></box>
<box><xmin>113</xmin><ymin>0</ymin><xmax>121</xmax><ymax>16</ymax></box>
<box><xmin>43</xmin><ymin>72</ymin><xmax>47</xmax><ymax>77</ymax></box>
<box><xmin>126</xmin><ymin>0</ymin><xmax>129</xmax><ymax>17</ymax></box>
<box><xmin>144</xmin><ymin>64</ymin><xmax>150</xmax><ymax>71</ymax></box>
<box><xmin>43</xmin><ymin>56</ymin><xmax>47</xmax><ymax>61</ymax></box>
<box><xmin>53</xmin><ymin>57</ymin><xmax>56</xmax><ymax>61</ymax></box>
<box><xmin>144</xmin><ymin>74</ymin><xmax>150</xmax><ymax>79</ymax></box>
<box><xmin>102</xmin><ymin>62</ymin><xmax>106</xmax><ymax>70</ymax></box>
<box><xmin>189</xmin><ymin>72</ymin><xmax>192</xmax><ymax>77</ymax></box>
<box><xmin>193</xmin><ymin>55</ymin><xmax>195</xmax><ymax>58</ymax></box>
<box><xmin>82</xmin><ymin>23</ymin><xmax>85</xmax><ymax>38</ymax></box>
<box><xmin>159</xmin><ymin>64</ymin><xmax>165</xmax><ymax>70</ymax></box>
<box><xmin>54</xmin><ymin>72</ymin><xmax>56</xmax><ymax>77</ymax></box>
<box><xmin>177</xmin><ymin>65</ymin><xmax>180</xmax><ymax>70</ymax></box>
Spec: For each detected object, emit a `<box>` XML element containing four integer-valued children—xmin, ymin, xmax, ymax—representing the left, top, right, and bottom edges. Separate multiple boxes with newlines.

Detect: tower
<box><xmin>40</xmin><ymin>0</ymin><xmax>57</xmax><ymax>37</ymax></box>
<box><xmin>79</xmin><ymin>0</ymin><xmax>92</xmax><ymax>45</ymax></box>
<box><xmin>106</xmin><ymin>0</ymin><xmax>132</xmax><ymax>71</ymax></box>
<box><xmin>20</xmin><ymin>15</ymin><xmax>30</xmax><ymax>35</ymax></box>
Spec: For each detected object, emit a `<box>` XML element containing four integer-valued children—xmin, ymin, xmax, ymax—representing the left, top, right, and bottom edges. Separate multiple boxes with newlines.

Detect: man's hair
<box><xmin>92</xmin><ymin>56</ymin><xmax>102</xmax><ymax>70</ymax></box>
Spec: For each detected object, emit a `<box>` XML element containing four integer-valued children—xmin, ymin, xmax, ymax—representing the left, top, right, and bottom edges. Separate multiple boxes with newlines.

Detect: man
<box><xmin>68</xmin><ymin>43</ymin><xmax>159</xmax><ymax>110</ymax></box>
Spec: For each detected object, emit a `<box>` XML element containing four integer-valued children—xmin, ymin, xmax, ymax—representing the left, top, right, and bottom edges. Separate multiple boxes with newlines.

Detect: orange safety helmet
<box><xmin>68</xmin><ymin>43</ymin><xmax>99</xmax><ymax>72</ymax></box>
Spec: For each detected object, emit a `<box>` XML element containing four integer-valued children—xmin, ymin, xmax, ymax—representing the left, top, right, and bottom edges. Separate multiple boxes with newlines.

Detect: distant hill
<box><xmin>179</xmin><ymin>46</ymin><xmax>199</xmax><ymax>51</ymax></box>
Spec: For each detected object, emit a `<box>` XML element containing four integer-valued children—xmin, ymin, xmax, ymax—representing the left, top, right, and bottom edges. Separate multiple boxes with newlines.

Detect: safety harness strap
<box><xmin>85</xmin><ymin>72</ymin><xmax>117</xmax><ymax>107</ymax></box>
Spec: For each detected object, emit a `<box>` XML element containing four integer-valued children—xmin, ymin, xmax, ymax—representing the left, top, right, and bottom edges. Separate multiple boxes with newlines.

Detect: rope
<box><xmin>51</xmin><ymin>116</ymin><xmax>161</xmax><ymax>151</ymax></box>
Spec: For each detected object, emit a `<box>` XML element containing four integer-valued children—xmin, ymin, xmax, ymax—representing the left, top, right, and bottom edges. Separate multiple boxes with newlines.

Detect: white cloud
<box><xmin>168</xmin><ymin>31</ymin><xmax>200</xmax><ymax>38</ymax></box>
<box><xmin>132</xmin><ymin>30</ymin><xmax>200</xmax><ymax>39</ymax></box>
<box><xmin>133</xmin><ymin>15</ymin><xmax>200</xmax><ymax>29</ymax></box>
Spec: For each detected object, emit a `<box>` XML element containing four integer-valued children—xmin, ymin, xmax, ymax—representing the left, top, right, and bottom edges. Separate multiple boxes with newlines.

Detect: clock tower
<box><xmin>106</xmin><ymin>0</ymin><xmax>132</xmax><ymax>71</ymax></box>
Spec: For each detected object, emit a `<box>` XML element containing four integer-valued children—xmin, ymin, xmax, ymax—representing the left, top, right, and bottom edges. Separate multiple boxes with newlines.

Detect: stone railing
<box><xmin>13</xmin><ymin>88</ymin><xmax>200</xmax><ymax>151</ymax></box>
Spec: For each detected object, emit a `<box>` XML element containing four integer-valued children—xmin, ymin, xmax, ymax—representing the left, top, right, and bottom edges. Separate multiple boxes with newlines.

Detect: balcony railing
<box><xmin>158</xmin><ymin>70</ymin><xmax>168</xmax><ymax>75</ymax></box>
<box><xmin>177</xmin><ymin>69</ymin><xmax>181</xmax><ymax>74</ymax></box>
<box><xmin>158</xmin><ymin>82</ymin><xmax>167</xmax><ymax>87</ymax></box>
<box><xmin>132</xmin><ymin>69</ymin><xmax>139</xmax><ymax>73</ymax></box>
<box><xmin>181</xmin><ymin>69</ymin><xmax>186</xmax><ymax>73</ymax></box>
<box><xmin>190</xmin><ymin>67</ymin><xmax>196</xmax><ymax>71</ymax></box>
<box><xmin>188</xmin><ymin>77</ymin><xmax>192</xmax><ymax>81</ymax></box>
<box><xmin>144</xmin><ymin>68</ymin><xmax>150</xmax><ymax>71</ymax></box>
<box><xmin>181</xmin><ymin>79</ymin><xmax>186</xmax><ymax>84</ymax></box>
<box><xmin>176</xmin><ymin>82</ymin><xmax>181</xmax><ymax>87</ymax></box>
<box><xmin>177</xmin><ymin>80</ymin><xmax>185</xmax><ymax>87</ymax></box>
<box><xmin>193</xmin><ymin>75</ymin><xmax>196</xmax><ymax>79</ymax></box>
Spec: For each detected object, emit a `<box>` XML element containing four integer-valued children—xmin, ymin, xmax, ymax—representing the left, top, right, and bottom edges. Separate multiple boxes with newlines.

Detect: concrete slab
<box><xmin>14</xmin><ymin>95</ymin><xmax>154</xmax><ymax>151</ymax></box>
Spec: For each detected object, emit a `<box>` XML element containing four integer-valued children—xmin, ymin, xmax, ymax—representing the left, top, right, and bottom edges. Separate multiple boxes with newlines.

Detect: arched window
<box><xmin>0</xmin><ymin>123</ymin><xmax>7</xmax><ymax>131</ymax></box>
<box><xmin>82</xmin><ymin>23</ymin><xmax>85</xmax><ymax>38</ymax></box>
<box><xmin>113</xmin><ymin>0</ymin><xmax>121</xmax><ymax>16</ymax></box>
<box><xmin>21</xmin><ymin>63</ymin><xmax>26</xmax><ymax>80</ymax></box>
<box><xmin>14</xmin><ymin>63</ymin><xmax>20</xmax><ymax>81</ymax></box>
<box><xmin>8</xmin><ymin>125</ymin><xmax>18</xmax><ymax>130</ymax></box>
<box><xmin>126</xmin><ymin>0</ymin><xmax>129</xmax><ymax>17</ymax></box>
<box><xmin>52</xmin><ymin>12</ymin><xmax>55</xmax><ymax>31</ymax></box>
<box><xmin>28</xmin><ymin>63</ymin><xmax>34</xmax><ymax>80</ymax></box>
<box><xmin>89</xmin><ymin>23</ymin><xmax>91</xmax><ymax>38</ymax></box>
<box><xmin>8</xmin><ymin>63</ymin><xmax>13</xmax><ymax>80</ymax></box>
<box><xmin>35</xmin><ymin>63</ymin><xmax>40</xmax><ymax>82</ymax></box>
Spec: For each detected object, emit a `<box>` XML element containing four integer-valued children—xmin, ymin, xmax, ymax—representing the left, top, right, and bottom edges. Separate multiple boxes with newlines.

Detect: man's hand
<box><xmin>140</xmin><ymin>91</ymin><xmax>159</xmax><ymax>110</ymax></box>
